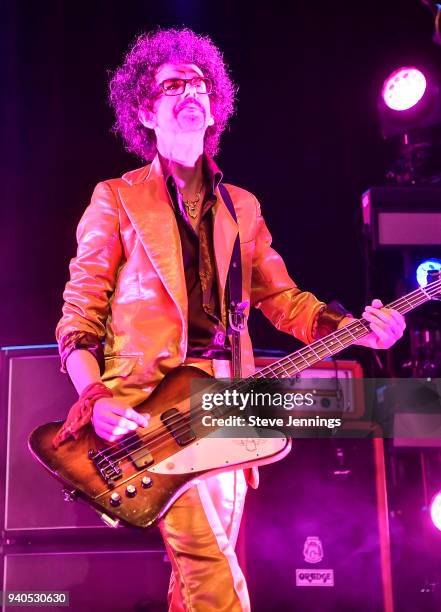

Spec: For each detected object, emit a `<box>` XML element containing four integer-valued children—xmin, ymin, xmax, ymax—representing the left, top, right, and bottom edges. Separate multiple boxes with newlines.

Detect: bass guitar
<box><xmin>28</xmin><ymin>276</ymin><xmax>441</xmax><ymax>528</ymax></box>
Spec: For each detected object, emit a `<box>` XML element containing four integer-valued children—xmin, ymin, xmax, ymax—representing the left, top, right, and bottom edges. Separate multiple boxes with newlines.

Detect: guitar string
<box><xmin>93</xmin><ymin>281</ymin><xmax>440</xmax><ymax>471</ymax></box>
<box><xmin>93</xmin><ymin>282</ymin><xmax>440</xmax><ymax>470</ymax></box>
<box><xmin>100</xmin><ymin>322</ymin><xmax>370</xmax><ymax>469</ymax></box>
<box><xmin>252</xmin><ymin>280</ymin><xmax>441</xmax><ymax>379</ymax></box>
<box><xmin>94</xmin><ymin>319</ymin><xmax>372</xmax><ymax>468</ymax></box>
<box><xmin>94</xmin><ymin>282</ymin><xmax>439</xmax><ymax>472</ymax></box>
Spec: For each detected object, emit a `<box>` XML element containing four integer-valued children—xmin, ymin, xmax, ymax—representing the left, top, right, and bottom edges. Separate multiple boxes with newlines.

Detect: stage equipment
<box><xmin>0</xmin><ymin>345</ymin><xmax>106</xmax><ymax>533</ymax></box>
<box><xmin>242</xmin><ymin>437</ymin><xmax>393</xmax><ymax>612</ymax></box>
<box><xmin>377</xmin><ymin>62</ymin><xmax>441</xmax><ymax>184</ymax></box>
<box><xmin>361</xmin><ymin>187</ymin><xmax>441</xmax><ymax>378</ymax></box>
<box><xmin>405</xmin><ymin>325</ymin><xmax>441</xmax><ymax>377</ymax></box>
<box><xmin>416</xmin><ymin>258</ymin><xmax>441</xmax><ymax>286</ymax></box>
<box><xmin>430</xmin><ymin>491</ymin><xmax>441</xmax><ymax>530</ymax></box>
<box><xmin>390</xmin><ymin>378</ymin><xmax>441</xmax><ymax>447</ymax></box>
<box><xmin>382</xmin><ymin>67</ymin><xmax>427</xmax><ymax>112</ymax></box>
<box><xmin>243</xmin><ymin>358</ymin><xmax>393</xmax><ymax>611</ymax></box>
<box><xmin>386</xmin><ymin>445</ymin><xmax>441</xmax><ymax>610</ymax></box>
<box><xmin>421</xmin><ymin>0</ymin><xmax>441</xmax><ymax>47</ymax></box>
<box><xmin>361</xmin><ymin>186</ymin><xmax>441</xmax><ymax>249</ymax></box>
<box><xmin>379</xmin><ymin>66</ymin><xmax>440</xmax><ymax>139</ymax></box>
<box><xmin>255</xmin><ymin>356</ymin><xmax>364</xmax><ymax>416</ymax></box>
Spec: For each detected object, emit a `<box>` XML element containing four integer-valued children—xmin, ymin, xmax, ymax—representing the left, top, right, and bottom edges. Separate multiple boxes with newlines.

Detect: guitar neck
<box><xmin>251</xmin><ymin>280</ymin><xmax>441</xmax><ymax>380</ymax></box>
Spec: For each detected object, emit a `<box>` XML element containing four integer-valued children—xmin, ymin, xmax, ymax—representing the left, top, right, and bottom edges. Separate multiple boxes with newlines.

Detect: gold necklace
<box><xmin>179</xmin><ymin>184</ymin><xmax>203</xmax><ymax>219</ymax></box>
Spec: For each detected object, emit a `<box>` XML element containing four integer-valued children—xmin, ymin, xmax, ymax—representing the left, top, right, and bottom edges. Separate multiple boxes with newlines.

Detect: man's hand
<box><xmin>92</xmin><ymin>397</ymin><xmax>149</xmax><ymax>442</ymax></box>
<box><xmin>338</xmin><ymin>298</ymin><xmax>406</xmax><ymax>349</ymax></box>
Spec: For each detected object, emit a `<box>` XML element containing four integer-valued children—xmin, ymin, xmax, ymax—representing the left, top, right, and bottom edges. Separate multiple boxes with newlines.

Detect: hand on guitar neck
<box><xmin>338</xmin><ymin>298</ymin><xmax>406</xmax><ymax>350</ymax></box>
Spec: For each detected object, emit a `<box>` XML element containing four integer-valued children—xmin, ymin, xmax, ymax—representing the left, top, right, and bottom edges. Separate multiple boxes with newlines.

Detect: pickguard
<box><xmin>149</xmin><ymin>427</ymin><xmax>287</xmax><ymax>474</ymax></box>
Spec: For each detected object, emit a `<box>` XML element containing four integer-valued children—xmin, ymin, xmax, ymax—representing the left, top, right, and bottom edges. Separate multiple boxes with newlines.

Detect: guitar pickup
<box><xmin>119</xmin><ymin>434</ymin><xmax>154</xmax><ymax>470</ymax></box>
<box><xmin>161</xmin><ymin>408</ymin><xmax>196</xmax><ymax>446</ymax></box>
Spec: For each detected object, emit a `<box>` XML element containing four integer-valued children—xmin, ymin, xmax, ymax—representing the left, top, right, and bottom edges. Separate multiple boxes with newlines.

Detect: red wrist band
<box><xmin>52</xmin><ymin>381</ymin><xmax>113</xmax><ymax>448</ymax></box>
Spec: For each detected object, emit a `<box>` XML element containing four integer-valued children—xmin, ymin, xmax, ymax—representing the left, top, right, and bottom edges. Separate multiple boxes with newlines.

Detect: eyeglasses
<box><xmin>158</xmin><ymin>77</ymin><xmax>213</xmax><ymax>96</ymax></box>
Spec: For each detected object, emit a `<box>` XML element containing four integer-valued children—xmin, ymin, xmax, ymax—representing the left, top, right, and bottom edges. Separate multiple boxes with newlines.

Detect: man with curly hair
<box><xmin>56</xmin><ymin>28</ymin><xmax>405</xmax><ymax>611</ymax></box>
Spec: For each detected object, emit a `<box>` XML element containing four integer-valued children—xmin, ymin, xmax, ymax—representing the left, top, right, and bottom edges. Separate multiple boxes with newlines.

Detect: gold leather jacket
<box><xmin>56</xmin><ymin>155</ymin><xmax>325</xmax><ymax>406</ymax></box>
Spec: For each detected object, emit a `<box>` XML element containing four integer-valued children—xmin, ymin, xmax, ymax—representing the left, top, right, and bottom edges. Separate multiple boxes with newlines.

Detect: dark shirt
<box><xmin>161</xmin><ymin>155</ymin><xmax>231</xmax><ymax>360</ymax></box>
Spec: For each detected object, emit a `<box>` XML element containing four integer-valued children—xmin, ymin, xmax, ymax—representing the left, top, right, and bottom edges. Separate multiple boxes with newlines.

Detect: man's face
<box><xmin>145</xmin><ymin>63</ymin><xmax>214</xmax><ymax>139</ymax></box>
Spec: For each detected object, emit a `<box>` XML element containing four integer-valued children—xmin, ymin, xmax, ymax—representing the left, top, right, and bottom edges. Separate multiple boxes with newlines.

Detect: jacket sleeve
<box><xmin>56</xmin><ymin>181</ymin><xmax>122</xmax><ymax>372</ymax></box>
<box><xmin>250</xmin><ymin>196</ymin><xmax>337</xmax><ymax>344</ymax></box>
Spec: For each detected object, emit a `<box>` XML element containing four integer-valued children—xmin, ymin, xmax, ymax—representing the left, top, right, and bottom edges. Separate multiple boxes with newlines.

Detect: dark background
<box><xmin>1</xmin><ymin>0</ymin><xmax>440</xmax><ymax>359</ymax></box>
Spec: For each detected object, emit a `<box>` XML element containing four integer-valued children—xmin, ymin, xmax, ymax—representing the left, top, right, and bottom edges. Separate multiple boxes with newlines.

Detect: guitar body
<box><xmin>28</xmin><ymin>366</ymin><xmax>291</xmax><ymax>529</ymax></box>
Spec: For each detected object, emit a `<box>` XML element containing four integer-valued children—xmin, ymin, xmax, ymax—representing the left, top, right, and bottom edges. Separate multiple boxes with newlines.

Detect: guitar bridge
<box><xmin>161</xmin><ymin>408</ymin><xmax>196</xmax><ymax>446</ymax></box>
<box><xmin>89</xmin><ymin>448</ymin><xmax>122</xmax><ymax>486</ymax></box>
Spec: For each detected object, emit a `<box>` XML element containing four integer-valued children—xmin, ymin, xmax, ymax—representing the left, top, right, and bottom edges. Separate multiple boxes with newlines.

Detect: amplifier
<box><xmin>245</xmin><ymin>357</ymin><xmax>393</xmax><ymax>611</ymax></box>
<box><xmin>242</xmin><ymin>437</ymin><xmax>392</xmax><ymax>612</ymax></box>
<box><xmin>0</xmin><ymin>346</ymin><xmax>106</xmax><ymax>533</ymax></box>
<box><xmin>361</xmin><ymin>186</ymin><xmax>441</xmax><ymax>249</ymax></box>
<box><xmin>255</xmin><ymin>357</ymin><xmax>365</xmax><ymax>417</ymax></box>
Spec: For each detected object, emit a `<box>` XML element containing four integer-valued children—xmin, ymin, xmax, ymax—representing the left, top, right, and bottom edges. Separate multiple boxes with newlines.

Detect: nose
<box><xmin>184</xmin><ymin>81</ymin><xmax>198</xmax><ymax>97</ymax></box>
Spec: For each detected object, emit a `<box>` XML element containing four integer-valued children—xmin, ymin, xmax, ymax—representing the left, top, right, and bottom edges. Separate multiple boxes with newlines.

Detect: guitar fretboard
<box><xmin>249</xmin><ymin>279</ymin><xmax>441</xmax><ymax>381</ymax></box>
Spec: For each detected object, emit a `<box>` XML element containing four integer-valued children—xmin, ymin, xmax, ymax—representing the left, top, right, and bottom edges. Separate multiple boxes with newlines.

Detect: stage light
<box><xmin>377</xmin><ymin>63</ymin><xmax>441</xmax><ymax>183</ymax></box>
<box><xmin>378</xmin><ymin>65</ymin><xmax>441</xmax><ymax>140</ymax></box>
<box><xmin>382</xmin><ymin>67</ymin><xmax>427</xmax><ymax>111</ymax></box>
<box><xmin>416</xmin><ymin>258</ymin><xmax>441</xmax><ymax>287</ymax></box>
<box><xmin>430</xmin><ymin>491</ymin><xmax>441</xmax><ymax>531</ymax></box>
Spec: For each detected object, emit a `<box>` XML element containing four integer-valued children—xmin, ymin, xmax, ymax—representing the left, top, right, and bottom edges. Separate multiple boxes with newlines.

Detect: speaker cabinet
<box><xmin>243</xmin><ymin>438</ymin><xmax>393</xmax><ymax>612</ymax></box>
<box><xmin>0</xmin><ymin>346</ymin><xmax>107</xmax><ymax>533</ymax></box>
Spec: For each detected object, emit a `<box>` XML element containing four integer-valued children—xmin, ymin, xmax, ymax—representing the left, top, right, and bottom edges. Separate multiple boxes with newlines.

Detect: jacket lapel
<box><xmin>118</xmin><ymin>157</ymin><xmax>187</xmax><ymax>321</ymax></box>
<box><xmin>213</xmin><ymin>185</ymin><xmax>239</xmax><ymax>314</ymax></box>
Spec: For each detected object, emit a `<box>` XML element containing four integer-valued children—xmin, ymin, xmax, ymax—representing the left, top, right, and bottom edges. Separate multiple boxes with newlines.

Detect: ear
<box><xmin>138</xmin><ymin>108</ymin><xmax>156</xmax><ymax>130</ymax></box>
<box><xmin>207</xmin><ymin>116</ymin><xmax>215</xmax><ymax>126</ymax></box>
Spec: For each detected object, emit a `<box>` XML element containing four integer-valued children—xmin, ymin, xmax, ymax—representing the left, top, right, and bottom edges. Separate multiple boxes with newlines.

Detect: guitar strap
<box><xmin>218</xmin><ymin>183</ymin><xmax>248</xmax><ymax>379</ymax></box>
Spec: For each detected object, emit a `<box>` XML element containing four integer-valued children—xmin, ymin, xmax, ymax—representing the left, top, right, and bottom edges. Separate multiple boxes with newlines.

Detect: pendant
<box><xmin>181</xmin><ymin>189</ymin><xmax>201</xmax><ymax>220</ymax></box>
<box><xmin>186</xmin><ymin>204</ymin><xmax>198</xmax><ymax>219</ymax></box>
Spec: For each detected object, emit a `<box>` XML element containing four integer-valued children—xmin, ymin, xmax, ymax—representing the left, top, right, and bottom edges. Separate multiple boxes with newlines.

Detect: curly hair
<box><xmin>109</xmin><ymin>28</ymin><xmax>236</xmax><ymax>161</ymax></box>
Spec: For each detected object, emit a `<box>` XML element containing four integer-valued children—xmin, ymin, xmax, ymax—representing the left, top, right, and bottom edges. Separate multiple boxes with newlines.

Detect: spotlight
<box><xmin>378</xmin><ymin>64</ymin><xmax>441</xmax><ymax>184</ymax></box>
<box><xmin>382</xmin><ymin>67</ymin><xmax>427</xmax><ymax>111</ymax></box>
<box><xmin>430</xmin><ymin>491</ymin><xmax>441</xmax><ymax>531</ymax></box>
<box><xmin>416</xmin><ymin>258</ymin><xmax>441</xmax><ymax>288</ymax></box>
<box><xmin>378</xmin><ymin>65</ymin><xmax>441</xmax><ymax>139</ymax></box>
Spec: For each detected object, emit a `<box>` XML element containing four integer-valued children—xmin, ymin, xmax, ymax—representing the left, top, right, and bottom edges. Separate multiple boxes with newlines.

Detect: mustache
<box><xmin>174</xmin><ymin>98</ymin><xmax>206</xmax><ymax>117</ymax></box>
